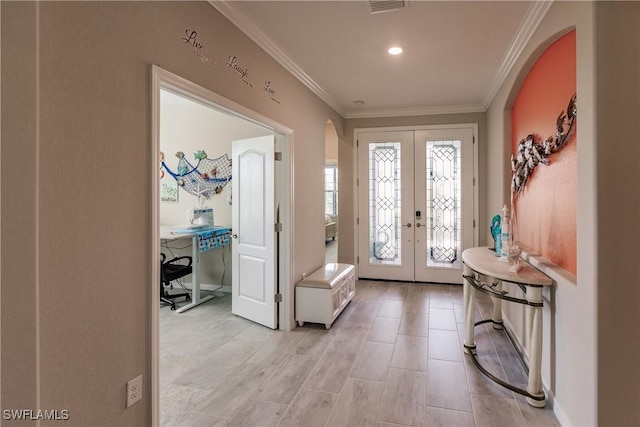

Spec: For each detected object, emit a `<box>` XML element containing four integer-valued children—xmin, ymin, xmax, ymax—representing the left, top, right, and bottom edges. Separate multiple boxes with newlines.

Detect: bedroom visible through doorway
<box><xmin>151</xmin><ymin>65</ymin><xmax>294</xmax><ymax>426</ymax></box>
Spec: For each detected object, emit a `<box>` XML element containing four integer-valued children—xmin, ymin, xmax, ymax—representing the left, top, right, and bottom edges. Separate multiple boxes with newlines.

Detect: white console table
<box><xmin>462</xmin><ymin>246</ymin><xmax>553</xmax><ymax>407</ymax></box>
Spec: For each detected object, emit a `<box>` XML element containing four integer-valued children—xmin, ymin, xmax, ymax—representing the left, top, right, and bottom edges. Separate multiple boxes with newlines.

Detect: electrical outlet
<box><xmin>126</xmin><ymin>374</ymin><xmax>143</xmax><ymax>408</ymax></box>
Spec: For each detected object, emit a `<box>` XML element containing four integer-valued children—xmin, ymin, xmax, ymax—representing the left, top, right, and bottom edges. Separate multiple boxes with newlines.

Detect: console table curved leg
<box><xmin>526</xmin><ymin>286</ymin><xmax>546</xmax><ymax>407</ymax></box>
<box><xmin>463</xmin><ymin>263</ymin><xmax>476</xmax><ymax>354</ymax></box>
<box><xmin>489</xmin><ymin>276</ymin><xmax>504</xmax><ymax>330</ymax></box>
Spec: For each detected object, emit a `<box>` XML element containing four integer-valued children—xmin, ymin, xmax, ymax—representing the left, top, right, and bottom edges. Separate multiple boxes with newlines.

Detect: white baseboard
<box><xmin>552</xmin><ymin>397</ymin><xmax>570</xmax><ymax>427</ymax></box>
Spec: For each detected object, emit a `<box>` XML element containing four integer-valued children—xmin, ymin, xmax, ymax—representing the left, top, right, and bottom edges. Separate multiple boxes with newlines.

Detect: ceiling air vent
<box><xmin>369</xmin><ymin>0</ymin><xmax>408</xmax><ymax>14</ymax></box>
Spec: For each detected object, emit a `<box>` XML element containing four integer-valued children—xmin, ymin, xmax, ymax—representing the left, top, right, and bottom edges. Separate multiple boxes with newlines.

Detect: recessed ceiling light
<box><xmin>388</xmin><ymin>46</ymin><xmax>403</xmax><ymax>55</ymax></box>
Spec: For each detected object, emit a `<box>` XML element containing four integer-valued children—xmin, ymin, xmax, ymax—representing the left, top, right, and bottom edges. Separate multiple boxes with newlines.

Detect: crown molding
<box><xmin>209</xmin><ymin>0</ymin><xmax>346</xmax><ymax>117</ymax></box>
<box><xmin>344</xmin><ymin>103</ymin><xmax>485</xmax><ymax>119</ymax></box>
<box><xmin>481</xmin><ymin>0</ymin><xmax>554</xmax><ymax>110</ymax></box>
<box><xmin>210</xmin><ymin>0</ymin><xmax>552</xmax><ymax>119</ymax></box>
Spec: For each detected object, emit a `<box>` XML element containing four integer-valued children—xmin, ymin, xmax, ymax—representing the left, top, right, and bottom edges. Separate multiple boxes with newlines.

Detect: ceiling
<box><xmin>211</xmin><ymin>1</ymin><xmax>552</xmax><ymax>118</ymax></box>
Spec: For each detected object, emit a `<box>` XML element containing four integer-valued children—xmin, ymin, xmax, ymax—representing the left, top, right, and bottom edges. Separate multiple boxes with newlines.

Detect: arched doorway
<box><xmin>325</xmin><ymin>120</ymin><xmax>339</xmax><ymax>263</ymax></box>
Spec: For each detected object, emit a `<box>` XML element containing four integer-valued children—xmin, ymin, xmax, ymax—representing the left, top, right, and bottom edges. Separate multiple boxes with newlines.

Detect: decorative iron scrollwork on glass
<box><xmin>427</xmin><ymin>142</ymin><xmax>460</xmax><ymax>264</ymax></box>
<box><xmin>369</xmin><ymin>143</ymin><xmax>401</xmax><ymax>264</ymax></box>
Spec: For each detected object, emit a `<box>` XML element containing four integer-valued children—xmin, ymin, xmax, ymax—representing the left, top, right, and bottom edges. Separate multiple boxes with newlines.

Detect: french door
<box><xmin>357</xmin><ymin>127</ymin><xmax>475</xmax><ymax>283</ymax></box>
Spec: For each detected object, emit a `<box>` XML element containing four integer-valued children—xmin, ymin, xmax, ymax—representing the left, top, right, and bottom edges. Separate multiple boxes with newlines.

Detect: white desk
<box><xmin>462</xmin><ymin>246</ymin><xmax>553</xmax><ymax>407</ymax></box>
<box><xmin>160</xmin><ymin>226</ymin><xmax>229</xmax><ymax>314</ymax></box>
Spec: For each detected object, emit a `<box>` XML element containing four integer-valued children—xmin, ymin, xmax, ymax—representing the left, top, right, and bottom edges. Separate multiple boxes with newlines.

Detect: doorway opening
<box><xmin>159</xmin><ymin>89</ymin><xmax>271</xmax><ymax>299</ymax></box>
<box><xmin>151</xmin><ymin>65</ymin><xmax>294</xmax><ymax>426</ymax></box>
<box><xmin>325</xmin><ymin>120</ymin><xmax>339</xmax><ymax>263</ymax></box>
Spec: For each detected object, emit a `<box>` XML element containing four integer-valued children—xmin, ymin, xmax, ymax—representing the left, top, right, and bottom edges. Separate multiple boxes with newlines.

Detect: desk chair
<box><xmin>160</xmin><ymin>253</ymin><xmax>192</xmax><ymax>310</ymax></box>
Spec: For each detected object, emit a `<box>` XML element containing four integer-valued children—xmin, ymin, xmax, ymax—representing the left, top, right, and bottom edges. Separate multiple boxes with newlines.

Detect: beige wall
<box><xmin>336</xmin><ymin>134</ymin><xmax>354</xmax><ymax>265</ymax></box>
<box><xmin>594</xmin><ymin>2</ymin><xmax>640</xmax><ymax>425</ymax></box>
<box><xmin>1</xmin><ymin>2</ymin><xmax>342</xmax><ymax>425</ymax></box>
<box><xmin>1</xmin><ymin>2</ymin><xmax>39</xmax><ymax>422</ymax></box>
<box><xmin>487</xmin><ymin>2</ymin><xmax>639</xmax><ymax>426</ymax></box>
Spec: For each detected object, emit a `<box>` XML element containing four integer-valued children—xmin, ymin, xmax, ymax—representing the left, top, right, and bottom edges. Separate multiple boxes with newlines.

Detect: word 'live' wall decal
<box><xmin>182</xmin><ymin>29</ymin><xmax>281</xmax><ymax>104</ymax></box>
<box><xmin>511</xmin><ymin>93</ymin><xmax>577</xmax><ymax>197</ymax></box>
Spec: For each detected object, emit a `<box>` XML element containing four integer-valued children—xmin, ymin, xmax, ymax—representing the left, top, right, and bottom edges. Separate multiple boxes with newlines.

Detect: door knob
<box><xmin>232</xmin><ymin>233</ymin><xmax>238</xmax><ymax>239</ymax></box>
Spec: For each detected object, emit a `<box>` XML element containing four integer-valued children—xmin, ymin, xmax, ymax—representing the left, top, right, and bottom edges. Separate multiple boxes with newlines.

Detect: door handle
<box><xmin>402</xmin><ymin>223</ymin><xmax>412</xmax><ymax>228</ymax></box>
<box><xmin>416</xmin><ymin>223</ymin><xmax>423</xmax><ymax>228</ymax></box>
<box><xmin>232</xmin><ymin>233</ymin><xmax>238</xmax><ymax>239</ymax></box>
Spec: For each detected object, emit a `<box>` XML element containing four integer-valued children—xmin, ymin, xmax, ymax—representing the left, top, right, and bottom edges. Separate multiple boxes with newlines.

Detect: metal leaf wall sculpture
<box><xmin>511</xmin><ymin>93</ymin><xmax>577</xmax><ymax>197</ymax></box>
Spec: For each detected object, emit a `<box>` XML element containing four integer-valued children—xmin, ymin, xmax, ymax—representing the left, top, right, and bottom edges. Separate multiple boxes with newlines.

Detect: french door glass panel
<box><xmin>369</xmin><ymin>142</ymin><xmax>402</xmax><ymax>265</ymax></box>
<box><xmin>427</xmin><ymin>140</ymin><xmax>461</xmax><ymax>267</ymax></box>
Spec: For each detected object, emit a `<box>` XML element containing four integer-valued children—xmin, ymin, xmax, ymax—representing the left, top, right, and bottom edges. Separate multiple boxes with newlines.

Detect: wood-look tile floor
<box><xmin>160</xmin><ymin>280</ymin><xmax>560</xmax><ymax>427</ymax></box>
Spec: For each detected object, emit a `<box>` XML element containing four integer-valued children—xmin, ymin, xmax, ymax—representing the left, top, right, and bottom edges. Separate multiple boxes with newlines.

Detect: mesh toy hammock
<box><xmin>161</xmin><ymin>150</ymin><xmax>232</xmax><ymax>202</ymax></box>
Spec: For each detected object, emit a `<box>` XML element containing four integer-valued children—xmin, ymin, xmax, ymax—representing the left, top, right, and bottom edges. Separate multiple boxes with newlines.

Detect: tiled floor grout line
<box><xmin>323</xmin><ymin>305</ymin><xmax>374</xmax><ymax>427</ymax></box>
<box><xmin>374</xmin><ymin>299</ymin><xmax>409</xmax><ymax>425</ymax></box>
<box><xmin>228</xmin><ymin>329</ymin><xmax>311</xmax><ymax>424</ymax></box>
<box><xmin>270</xmin><ymin>329</ymin><xmax>331</xmax><ymax>426</ymax></box>
<box><xmin>161</xmin><ymin>281</ymin><xmax>559</xmax><ymax>426</ymax></box>
<box><xmin>269</xmin><ymin>296</ymin><xmax>363</xmax><ymax>426</ymax></box>
<box><xmin>485</xmin><ymin>322</ymin><xmax>531</xmax><ymax>427</ymax></box>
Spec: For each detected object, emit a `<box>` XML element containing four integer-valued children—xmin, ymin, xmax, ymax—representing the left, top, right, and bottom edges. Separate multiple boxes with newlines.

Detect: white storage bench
<box><xmin>296</xmin><ymin>263</ymin><xmax>355</xmax><ymax>329</ymax></box>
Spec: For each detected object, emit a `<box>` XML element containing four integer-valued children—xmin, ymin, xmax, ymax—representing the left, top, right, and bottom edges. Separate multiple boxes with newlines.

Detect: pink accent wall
<box><xmin>511</xmin><ymin>30</ymin><xmax>577</xmax><ymax>275</ymax></box>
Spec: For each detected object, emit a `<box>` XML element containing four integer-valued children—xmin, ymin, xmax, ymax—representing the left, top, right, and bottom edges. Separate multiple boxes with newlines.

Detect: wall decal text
<box><xmin>182</xmin><ymin>29</ymin><xmax>218</xmax><ymax>67</ymax></box>
<box><xmin>226</xmin><ymin>56</ymin><xmax>253</xmax><ymax>88</ymax></box>
<box><xmin>263</xmin><ymin>81</ymin><xmax>281</xmax><ymax>104</ymax></box>
<box><xmin>180</xmin><ymin>28</ymin><xmax>285</xmax><ymax>104</ymax></box>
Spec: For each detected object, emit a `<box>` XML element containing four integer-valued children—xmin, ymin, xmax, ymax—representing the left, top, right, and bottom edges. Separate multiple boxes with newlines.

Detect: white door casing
<box><xmin>232</xmin><ymin>135</ymin><xmax>277</xmax><ymax>329</ymax></box>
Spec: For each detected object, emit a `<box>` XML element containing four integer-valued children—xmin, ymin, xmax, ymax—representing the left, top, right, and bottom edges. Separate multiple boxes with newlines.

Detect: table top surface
<box><xmin>462</xmin><ymin>246</ymin><xmax>553</xmax><ymax>286</ymax></box>
<box><xmin>160</xmin><ymin>225</ymin><xmax>230</xmax><ymax>240</ymax></box>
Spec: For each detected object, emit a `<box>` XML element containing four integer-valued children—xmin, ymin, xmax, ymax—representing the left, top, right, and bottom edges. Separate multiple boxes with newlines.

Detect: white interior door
<box><xmin>357</xmin><ymin>127</ymin><xmax>475</xmax><ymax>283</ymax></box>
<box><xmin>232</xmin><ymin>135</ymin><xmax>277</xmax><ymax>328</ymax></box>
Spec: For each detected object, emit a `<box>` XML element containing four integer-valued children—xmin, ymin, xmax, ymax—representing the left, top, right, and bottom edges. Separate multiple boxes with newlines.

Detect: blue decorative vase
<box><xmin>491</xmin><ymin>214</ymin><xmax>502</xmax><ymax>256</ymax></box>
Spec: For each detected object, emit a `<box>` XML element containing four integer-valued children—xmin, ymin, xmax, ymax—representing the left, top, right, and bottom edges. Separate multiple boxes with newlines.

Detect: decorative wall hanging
<box><xmin>161</xmin><ymin>150</ymin><xmax>232</xmax><ymax>204</ymax></box>
<box><xmin>160</xmin><ymin>180</ymin><xmax>179</xmax><ymax>202</ymax></box>
<box><xmin>511</xmin><ymin>93</ymin><xmax>577</xmax><ymax>196</ymax></box>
